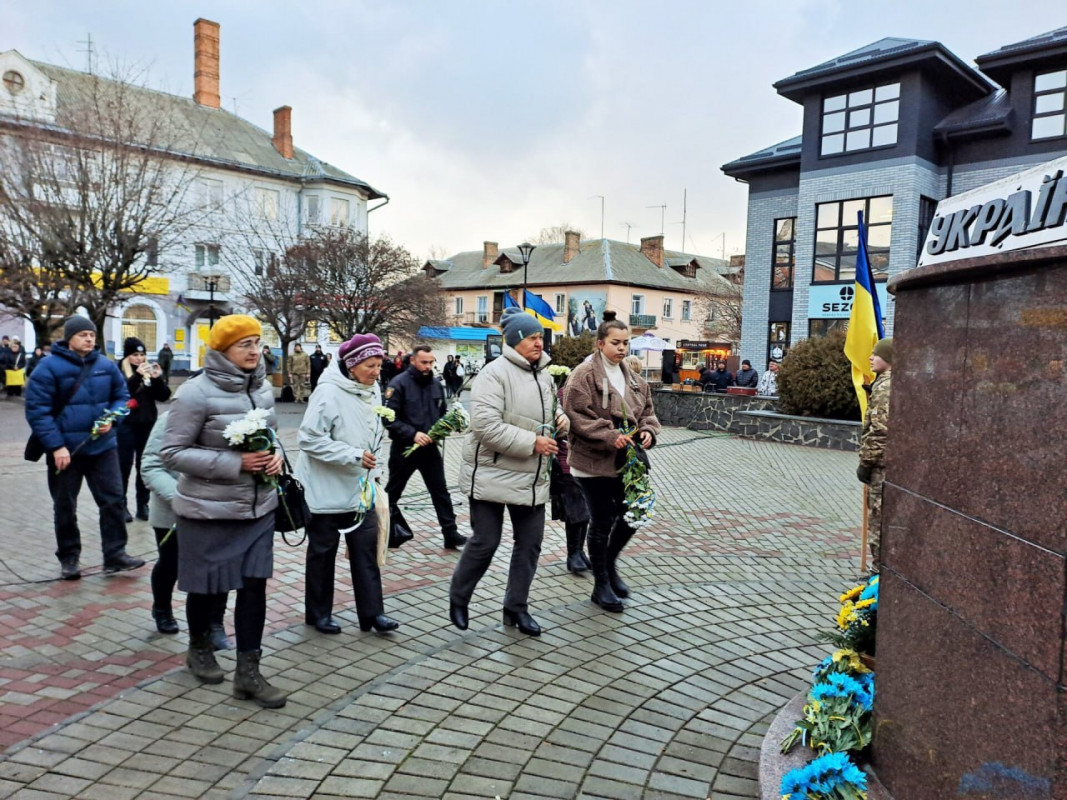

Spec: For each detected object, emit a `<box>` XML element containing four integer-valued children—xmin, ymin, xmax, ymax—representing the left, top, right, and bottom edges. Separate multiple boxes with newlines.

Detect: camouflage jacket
<box><xmin>859</xmin><ymin>371</ymin><xmax>891</xmax><ymax>468</ymax></box>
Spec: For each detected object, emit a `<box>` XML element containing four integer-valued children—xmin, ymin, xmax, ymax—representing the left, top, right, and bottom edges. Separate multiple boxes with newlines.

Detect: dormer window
<box><xmin>2</xmin><ymin>70</ymin><xmax>25</xmax><ymax>95</ymax></box>
<box><xmin>1032</xmin><ymin>69</ymin><xmax>1066</xmax><ymax>140</ymax></box>
<box><xmin>821</xmin><ymin>82</ymin><xmax>900</xmax><ymax>156</ymax></box>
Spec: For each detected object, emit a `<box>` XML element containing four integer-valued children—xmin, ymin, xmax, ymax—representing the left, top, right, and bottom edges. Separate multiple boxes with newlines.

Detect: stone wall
<box><xmin>653</xmin><ymin>389</ymin><xmax>859</xmax><ymax>451</ymax></box>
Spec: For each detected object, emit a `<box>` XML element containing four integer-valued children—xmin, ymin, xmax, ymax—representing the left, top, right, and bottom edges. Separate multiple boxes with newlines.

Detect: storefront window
<box><xmin>121</xmin><ymin>305</ymin><xmax>158</xmax><ymax>353</ymax></box>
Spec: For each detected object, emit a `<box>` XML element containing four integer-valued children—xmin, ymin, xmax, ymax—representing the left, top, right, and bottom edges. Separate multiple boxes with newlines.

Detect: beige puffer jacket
<box><xmin>457</xmin><ymin>345</ymin><xmax>564</xmax><ymax>507</ymax></box>
<box><xmin>161</xmin><ymin>349</ymin><xmax>279</xmax><ymax>521</ymax></box>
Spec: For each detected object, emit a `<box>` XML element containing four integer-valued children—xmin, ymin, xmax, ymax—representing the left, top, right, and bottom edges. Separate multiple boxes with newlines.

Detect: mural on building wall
<box><xmin>566</xmin><ymin>291</ymin><xmax>606</xmax><ymax>337</ymax></box>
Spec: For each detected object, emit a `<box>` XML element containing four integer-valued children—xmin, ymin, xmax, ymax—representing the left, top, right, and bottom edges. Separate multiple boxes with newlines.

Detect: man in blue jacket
<box><xmin>25</xmin><ymin>316</ymin><xmax>146</xmax><ymax>580</ymax></box>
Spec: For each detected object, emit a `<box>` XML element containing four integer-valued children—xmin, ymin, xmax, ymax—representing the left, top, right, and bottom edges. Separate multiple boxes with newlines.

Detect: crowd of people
<box><xmin>21</xmin><ymin>310</ymin><xmax>897</xmax><ymax>712</ymax></box>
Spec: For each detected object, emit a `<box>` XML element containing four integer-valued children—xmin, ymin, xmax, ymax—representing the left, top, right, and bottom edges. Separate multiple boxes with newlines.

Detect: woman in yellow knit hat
<box><xmin>161</xmin><ymin>314</ymin><xmax>287</xmax><ymax>708</ymax></box>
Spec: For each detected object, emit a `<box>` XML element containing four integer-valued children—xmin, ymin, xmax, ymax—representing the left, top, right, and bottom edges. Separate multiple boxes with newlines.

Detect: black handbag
<box><xmin>275</xmin><ymin>448</ymin><xmax>310</xmax><ymax>544</ymax></box>
<box><xmin>388</xmin><ymin>506</ymin><xmax>414</xmax><ymax>549</ymax></box>
<box><xmin>24</xmin><ymin>361</ymin><xmax>93</xmax><ymax>462</ymax></box>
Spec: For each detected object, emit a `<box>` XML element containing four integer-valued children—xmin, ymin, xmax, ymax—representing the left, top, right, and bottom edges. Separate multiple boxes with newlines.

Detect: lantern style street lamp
<box><xmin>517</xmin><ymin>242</ymin><xmax>536</xmax><ymax>309</ymax></box>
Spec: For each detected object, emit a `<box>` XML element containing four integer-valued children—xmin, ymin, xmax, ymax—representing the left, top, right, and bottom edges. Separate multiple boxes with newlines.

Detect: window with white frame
<box><xmin>121</xmin><ymin>305</ymin><xmax>158</xmax><ymax>353</ymax></box>
<box><xmin>821</xmin><ymin>82</ymin><xmax>899</xmax><ymax>156</ymax></box>
<box><xmin>306</xmin><ymin>194</ymin><xmax>321</xmax><ymax>224</ymax></box>
<box><xmin>252</xmin><ymin>248</ymin><xmax>277</xmax><ymax>277</ymax></box>
<box><xmin>254</xmin><ymin>187</ymin><xmax>279</xmax><ymax>220</ymax></box>
<box><xmin>330</xmin><ymin>197</ymin><xmax>350</xmax><ymax>226</ymax></box>
<box><xmin>454</xmin><ymin>296</ymin><xmax>464</xmax><ymax>315</ymax></box>
<box><xmin>554</xmin><ymin>293</ymin><xmax>566</xmax><ymax>315</ymax></box>
<box><xmin>662</xmin><ymin>298</ymin><xmax>674</xmax><ymax>319</ymax></box>
<box><xmin>476</xmin><ymin>295</ymin><xmax>488</xmax><ymax>323</ymax></box>
<box><xmin>681</xmin><ymin>299</ymin><xmax>692</xmax><ymax>321</ymax></box>
<box><xmin>631</xmin><ymin>294</ymin><xmax>645</xmax><ymax>315</ymax></box>
<box><xmin>195</xmin><ymin>243</ymin><xmax>220</xmax><ymax>268</ymax></box>
<box><xmin>198</xmin><ymin>178</ymin><xmax>223</xmax><ymax>210</ymax></box>
<box><xmin>1033</xmin><ymin>69</ymin><xmax>1067</xmax><ymax>140</ymax></box>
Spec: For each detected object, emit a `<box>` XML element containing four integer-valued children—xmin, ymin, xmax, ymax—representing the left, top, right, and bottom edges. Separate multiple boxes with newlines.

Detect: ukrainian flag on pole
<box><xmin>843</xmin><ymin>210</ymin><xmax>885</xmax><ymax>418</ymax></box>
<box><xmin>522</xmin><ymin>290</ymin><xmax>563</xmax><ymax>332</ymax></box>
<box><xmin>503</xmin><ymin>291</ymin><xmax>520</xmax><ymax>309</ymax></box>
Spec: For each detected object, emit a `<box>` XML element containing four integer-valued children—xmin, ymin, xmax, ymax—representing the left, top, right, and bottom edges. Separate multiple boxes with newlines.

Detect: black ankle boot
<box><xmin>605</xmin><ymin>521</ymin><xmax>635</xmax><ymax>599</ymax></box>
<box><xmin>502</xmin><ymin>609</ymin><xmax>541</xmax><ymax>636</ymax></box>
<box><xmin>565</xmin><ymin>523</ymin><xmax>589</xmax><ymax>574</ymax></box>
<box><xmin>587</xmin><ymin>527</ymin><xmax>624</xmax><ymax>613</ymax></box>
<box><xmin>359</xmin><ymin>614</ymin><xmax>399</xmax><ymax>633</ymax></box>
<box><xmin>449</xmin><ymin>602</ymin><xmax>469</xmax><ymax>631</ymax></box>
<box><xmin>152</xmin><ymin>607</ymin><xmax>179</xmax><ymax>634</ymax></box>
<box><xmin>567</xmin><ymin>552</ymin><xmax>589</xmax><ymax>574</ymax></box>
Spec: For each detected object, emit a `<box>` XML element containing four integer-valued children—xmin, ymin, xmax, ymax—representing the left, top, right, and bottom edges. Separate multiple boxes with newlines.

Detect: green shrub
<box><xmin>550</xmin><ymin>331</ymin><xmax>596</xmax><ymax>369</ymax></box>
<box><xmin>777</xmin><ymin>328</ymin><xmax>861</xmax><ymax>421</ymax></box>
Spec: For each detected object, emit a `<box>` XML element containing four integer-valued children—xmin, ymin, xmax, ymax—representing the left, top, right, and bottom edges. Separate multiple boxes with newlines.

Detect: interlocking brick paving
<box><xmin>0</xmin><ymin>393</ymin><xmax>861</xmax><ymax>798</ymax></box>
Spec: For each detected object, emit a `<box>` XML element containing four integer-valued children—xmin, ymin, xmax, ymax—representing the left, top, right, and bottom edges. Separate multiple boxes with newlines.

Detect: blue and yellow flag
<box><xmin>503</xmin><ymin>291</ymin><xmax>520</xmax><ymax>309</ymax></box>
<box><xmin>843</xmin><ymin>211</ymin><xmax>886</xmax><ymax>418</ymax></box>
<box><xmin>522</xmin><ymin>290</ymin><xmax>563</xmax><ymax>332</ymax></box>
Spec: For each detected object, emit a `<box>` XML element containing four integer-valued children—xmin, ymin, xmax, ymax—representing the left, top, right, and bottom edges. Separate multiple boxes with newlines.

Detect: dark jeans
<box><xmin>46</xmin><ymin>448</ymin><xmax>129</xmax><ymax>564</ymax></box>
<box><xmin>117</xmin><ymin>422</ymin><xmax>152</xmax><ymax>509</ymax></box>
<box><xmin>188</xmin><ymin>578</ymin><xmax>265</xmax><ymax>652</ymax></box>
<box><xmin>386</xmin><ymin>442</ymin><xmax>457</xmax><ymax>538</ymax></box>
<box><xmin>450</xmin><ymin>499</ymin><xmax>544</xmax><ymax>613</ymax></box>
<box><xmin>305</xmin><ymin>511</ymin><xmax>383</xmax><ymax>623</ymax></box>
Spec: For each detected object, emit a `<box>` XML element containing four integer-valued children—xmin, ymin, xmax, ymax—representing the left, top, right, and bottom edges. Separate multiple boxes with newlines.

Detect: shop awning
<box><xmin>417</xmin><ymin>326</ymin><xmax>497</xmax><ymax>341</ymax></box>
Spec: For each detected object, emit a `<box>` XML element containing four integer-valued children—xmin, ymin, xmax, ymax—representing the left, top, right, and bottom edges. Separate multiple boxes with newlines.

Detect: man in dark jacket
<box><xmin>157</xmin><ymin>342</ymin><xmax>174</xmax><ymax>383</ymax></box>
<box><xmin>703</xmin><ymin>360</ymin><xmax>734</xmax><ymax>393</ymax></box>
<box><xmin>309</xmin><ymin>345</ymin><xmax>328</xmax><ymax>392</ymax></box>
<box><xmin>25</xmin><ymin>316</ymin><xmax>145</xmax><ymax>579</ymax></box>
<box><xmin>384</xmin><ymin>345</ymin><xmax>466</xmax><ymax>549</ymax></box>
<box><xmin>734</xmin><ymin>359</ymin><xmax>759</xmax><ymax>389</ymax></box>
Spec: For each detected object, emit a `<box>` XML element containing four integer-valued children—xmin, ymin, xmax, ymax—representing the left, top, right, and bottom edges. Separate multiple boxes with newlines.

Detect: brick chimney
<box><xmin>563</xmin><ymin>230</ymin><xmax>580</xmax><ymax>264</ymax></box>
<box><xmin>272</xmin><ymin>106</ymin><xmax>294</xmax><ymax>159</ymax></box>
<box><xmin>193</xmin><ymin>18</ymin><xmax>221</xmax><ymax>109</ymax></box>
<box><xmin>483</xmin><ymin>241</ymin><xmax>498</xmax><ymax>268</ymax></box>
<box><xmin>641</xmin><ymin>235</ymin><xmax>664</xmax><ymax>268</ymax></box>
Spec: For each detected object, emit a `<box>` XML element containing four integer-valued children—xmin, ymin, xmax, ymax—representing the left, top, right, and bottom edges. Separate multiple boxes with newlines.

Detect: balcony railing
<box><xmin>629</xmin><ymin>314</ymin><xmax>657</xmax><ymax>328</ymax></box>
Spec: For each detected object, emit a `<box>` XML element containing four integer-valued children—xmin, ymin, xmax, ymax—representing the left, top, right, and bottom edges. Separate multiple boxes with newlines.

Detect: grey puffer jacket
<box><xmin>457</xmin><ymin>345</ymin><xmax>566</xmax><ymax>507</ymax></box>
<box><xmin>161</xmin><ymin>349</ymin><xmax>278</xmax><ymax>521</ymax></box>
<box><xmin>141</xmin><ymin>412</ymin><xmax>178</xmax><ymax>530</ymax></box>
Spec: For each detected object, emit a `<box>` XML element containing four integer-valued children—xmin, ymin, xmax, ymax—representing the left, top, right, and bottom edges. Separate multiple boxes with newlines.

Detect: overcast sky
<box><xmin>5</xmin><ymin>2</ymin><xmax>1064</xmax><ymax>261</ymax></box>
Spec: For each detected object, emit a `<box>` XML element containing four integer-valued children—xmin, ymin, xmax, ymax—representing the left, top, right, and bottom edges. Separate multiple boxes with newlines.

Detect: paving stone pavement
<box><xmin>0</xmin><ymin>395</ymin><xmax>863</xmax><ymax>799</ymax></box>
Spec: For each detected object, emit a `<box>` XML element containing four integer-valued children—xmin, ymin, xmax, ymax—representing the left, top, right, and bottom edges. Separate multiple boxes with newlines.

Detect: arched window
<box><xmin>121</xmin><ymin>305</ymin><xmax>158</xmax><ymax>352</ymax></box>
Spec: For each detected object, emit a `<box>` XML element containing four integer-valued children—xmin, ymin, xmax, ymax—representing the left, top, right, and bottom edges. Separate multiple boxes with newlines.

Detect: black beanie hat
<box><xmin>123</xmin><ymin>337</ymin><xmax>146</xmax><ymax>358</ymax></box>
<box><xmin>63</xmin><ymin>315</ymin><xmax>97</xmax><ymax>341</ymax></box>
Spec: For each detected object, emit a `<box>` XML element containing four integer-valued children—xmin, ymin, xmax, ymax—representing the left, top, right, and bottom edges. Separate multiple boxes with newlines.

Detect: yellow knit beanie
<box><xmin>208</xmin><ymin>315</ymin><xmax>262</xmax><ymax>352</ymax></box>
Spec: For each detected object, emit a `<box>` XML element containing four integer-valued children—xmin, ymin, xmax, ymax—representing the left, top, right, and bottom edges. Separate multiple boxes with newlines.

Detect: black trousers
<box><xmin>46</xmin><ymin>448</ymin><xmax>128</xmax><ymax>564</ymax></box>
<box><xmin>575</xmin><ymin>476</ymin><xmax>636</xmax><ymax>564</ymax></box>
<box><xmin>117</xmin><ymin>422</ymin><xmax>153</xmax><ymax>508</ymax></box>
<box><xmin>385</xmin><ymin>442</ymin><xmax>458</xmax><ymax>538</ymax></box>
<box><xmin>305</xmin><ymin>511</ymin><xmax>383</xmax><ymax>623</ymax></box>
<box><xmin>450</xmin><ymin>499</ymin><xmax>544</xmax><ymax>613</ymax></box>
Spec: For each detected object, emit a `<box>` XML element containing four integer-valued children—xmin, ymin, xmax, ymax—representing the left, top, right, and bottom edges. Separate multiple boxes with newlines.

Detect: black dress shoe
<box><xmin>152</xmin><ymin>608</ymin><xmax>179</xmax><ymax>634</ymax></box>
<box><xmin>502</xmin><ymin>609</ymin><xmax>541</xmax><ymax>636</ymax></box>
<box><xmin>103</xmin><ymin>552</ymin><xmax>146</xmax><ymax>573</ymax></box>
<box><xmin>60</xmin><ymin>559</ymin><xmax>81</xmax><ymax>581</ymax></box>
<box><xmin>449</xmin><ymin>603</ymin><xmax>469</xmax><ymax>631</ymax></box>
<box><xmin>359</xmin><ymin>615</ymin><xmax>399</xmax><ymax>633</ymax></box>
<box><xmin>307</xmin><ymin>617</ymin><xmax>341</xmax><ymax>634</ymax></box>
<box><xmin>136</xmin><ymin>503</ymin><xmax>150</xmax><ymax>521</ymax></box>
<box><xmin>443</xmin><ymin>532</ymin><xmax>468</xmax><ymax>550</ymax></box>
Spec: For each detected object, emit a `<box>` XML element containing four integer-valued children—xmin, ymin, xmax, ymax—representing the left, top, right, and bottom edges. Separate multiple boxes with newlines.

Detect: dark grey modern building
<box><xmin>723</xmin><ymin>26</ymin><xmax>1067</xmax><ymax>367</ymax></box>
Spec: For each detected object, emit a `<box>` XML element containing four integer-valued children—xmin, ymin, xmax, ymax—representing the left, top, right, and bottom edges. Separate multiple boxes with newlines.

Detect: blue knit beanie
<box><xmin>500</xmin><ymin>307</ymin><xmax>543</xmax><ymax>347</ymax></box>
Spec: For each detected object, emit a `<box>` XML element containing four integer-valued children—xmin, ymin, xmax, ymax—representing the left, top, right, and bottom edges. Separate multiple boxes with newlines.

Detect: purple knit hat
<box><xmin>339</xmin><ymin>333</ymin><xmax>385</xmax><ymax>369</ymax></box>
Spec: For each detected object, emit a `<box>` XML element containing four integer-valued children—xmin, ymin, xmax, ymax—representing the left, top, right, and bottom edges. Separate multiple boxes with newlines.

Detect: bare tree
<box><xmin>0</xmin><ymin>65</ymin><xmax>203</xmax><ymax>351</ymax></box>
<box><xmin>296</xmin><ymin>228</ymin><xmax>446</xmax><ymax>345</ymax></box>
<box><xmin>695</xmin><ymin>270</ymin><xmax>744</xmax><ymax>345</ymax></box>
<box><xmin>527</xmin><ymin>223</ymin><xmax>584</xmax><ymax>245</ymax></box>
<box><xmin>239</xmin><ymin>251</ymin><xmax>312</xmax><ymax>386</ymax></box>
<box><xmin>0</xmin><ymin>219</ymin><xmax>79</xmax><ymax>345</ymax></box>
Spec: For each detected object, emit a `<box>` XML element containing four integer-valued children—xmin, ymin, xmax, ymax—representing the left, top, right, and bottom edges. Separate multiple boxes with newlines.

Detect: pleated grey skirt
<box><xmin>176</xmin><ymin>513</ymin><xmax>274</xmax><ymax>594</ymax></box>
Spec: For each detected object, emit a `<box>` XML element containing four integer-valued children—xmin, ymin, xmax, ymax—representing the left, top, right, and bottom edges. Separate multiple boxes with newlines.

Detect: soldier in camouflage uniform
<box><xmin>857</xmin><ymin>337</ymin><xmax>892</xmax><ymax>570</ymax></box>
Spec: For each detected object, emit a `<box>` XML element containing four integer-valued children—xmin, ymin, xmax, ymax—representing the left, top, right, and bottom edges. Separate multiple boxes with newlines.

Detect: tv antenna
<box><xmin>621</xmin><ymin>222</ymin><xmax>636</xmax><ymax>244</ymax></box>
<box><xmin>646</xmin><ymin>203</ymin><xmax>666</xmax><ymax>235</ymax></box>
<box><xmin>77</xmin><ymin>33</ymin><xmax>95</xmax><ymax>75</ymax></box>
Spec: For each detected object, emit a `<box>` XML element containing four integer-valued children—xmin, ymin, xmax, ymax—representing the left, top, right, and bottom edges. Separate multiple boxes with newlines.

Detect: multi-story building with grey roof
<box><xmin>722</xmin><ymin>26</ymin><xmax>1067</xmax><ymax>369</ymax></box>
<box><xmin>0</xmin><ymin>18</ymin><xmax>386</xmax><ymax>369</ymax></box>
<box><xmin>420</xmin><ymin>232</ymin><xmax>738</xmax><ymax>377</ymax></box>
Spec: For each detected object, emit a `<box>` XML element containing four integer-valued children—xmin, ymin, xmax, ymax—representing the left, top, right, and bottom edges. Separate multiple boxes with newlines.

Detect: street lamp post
<box><xmin>517</xmin><ymin>242</ymin><xmax>535</xmax><ymax>309</ymax></box>
<box><xmin>201</xmin><ymin>271</ymin><xmax>223</xmax><ymax>328</ymax></box>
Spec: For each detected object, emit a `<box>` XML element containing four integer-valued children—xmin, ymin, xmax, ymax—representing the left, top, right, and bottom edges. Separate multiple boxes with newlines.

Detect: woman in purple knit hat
<box><xmin>297</xmin><ymin>333</ymin><xmax>399</xmax><ymax>636</ymax></box>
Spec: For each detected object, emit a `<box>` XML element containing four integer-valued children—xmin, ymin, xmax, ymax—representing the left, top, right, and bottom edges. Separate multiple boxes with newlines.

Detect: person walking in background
<box><xmin>757</xmin><ymin>361</ymin><xmax>780</xmax><ymax>397</ymax></box>
<box><xmin>290</xmin><ymin>343</ymin><xmax>310</xmax><ymax>403</ymax></box>
<box><xmin>117</xmin><ymin>337</ymin><xmax>171</xmax><ymax>522</ymax></box>
<box><xmin>26</xmin><ymin>345</ymin><xmax>47</xmax><ymax>379</ymax></box>
<box><xmin>309</xmin><ymin>344</ymin><xmax>327</xmax><ymax>392</ymax></box>
<box><xmin>563</xmin><ymin>313</ymin><xmax>660</xmax><ymax>614</ymax></box>
<box><xmin>442</xmin><ymin>355</ymin><xmax>457</xmax><ymax>400</ymax></box>
<box><xmin>0</xmin><ymin>337</ymin><xmax>27</xmax><ymax>398</ymax></box>
<box><xmin>550</xmin><ymin>372</ymin><xmax>590</xmax><ymax>575</ymax></box>
<box><xmin>298</xmin><ymin>333</ymin><xmax>399</xmax><ymax>636</ymax></box>
<box><xmin>384</xmin><ymin>344</ymin><xmax>467</xmax><ymax>550</ymax></box>
<box><xmin>857</xmin><ymin>338</ymin><xmax>893</xmax><ymax>571</ymax></box>
<box><xmin>261</xmin><ymin>345</ymin><xmax>276</xmax><ymax>376</ymax></box>
<box><xmin>449</xmin><ymin>308</ymin><xmax>567</xmax><ymax>636</ymax></box>
<box><xmin>735</xmin><ymin>359</ymin><xmax>759</xmax><ymax>389</ymax></box>
<box><xmin>157</xmin><ymin>342</ymin><xmax>174</xmax><ymax>384</ymax></box>
<box><xmin>141</xmin><ymin>411</ymin><xmax>231</xmax><ymax>647</ymax></box>
<box><xmin>161</xmin><ymin>315</ymin><xmax>286</xmax><ymax>708</ymax></box>
<box><xmin>25</xmin><ymin>316</ymin><xmax>145</xmax><ymax>580</ymax></box>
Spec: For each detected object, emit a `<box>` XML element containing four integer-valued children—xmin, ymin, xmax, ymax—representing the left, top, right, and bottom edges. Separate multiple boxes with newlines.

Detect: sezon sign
<box><xmin>918</xmin><ymin>155</ymin><xmax>1067</xmax><ymax>267</ymax></box>
<box><xmin>807</xmin><ymin>283</ymin><xmax>889</xmax><ymax>320</ymax></box>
